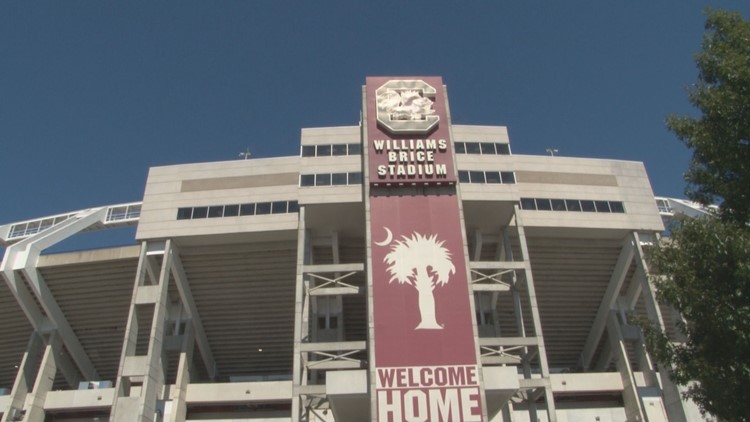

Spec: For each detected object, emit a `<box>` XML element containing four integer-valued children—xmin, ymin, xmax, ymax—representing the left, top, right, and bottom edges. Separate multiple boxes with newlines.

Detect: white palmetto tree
<box><xmin>384</xmin><ymin>232</ymin><xmax>455</xmax><ymax>329</ymax></box>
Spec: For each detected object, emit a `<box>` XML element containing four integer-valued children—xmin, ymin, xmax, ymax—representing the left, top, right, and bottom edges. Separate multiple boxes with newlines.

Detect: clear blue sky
<box><xmin>1</xmin><ymin>1</ymin><xmax>748</xmax><ymax>229</ymax></box>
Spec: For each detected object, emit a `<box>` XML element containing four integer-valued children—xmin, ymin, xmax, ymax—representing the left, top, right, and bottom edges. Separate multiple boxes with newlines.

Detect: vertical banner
<box><xmin>366</xmin><ymin>77</ymin><xmax>482</xmax><ymax>421</ymax></box>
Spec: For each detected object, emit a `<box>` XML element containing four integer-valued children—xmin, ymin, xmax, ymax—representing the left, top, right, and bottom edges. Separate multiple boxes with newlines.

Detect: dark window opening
<box><xmin>332</xmin><ymin>173</ymin><xmax>348</xmax><ymax>185</ymax></box>
<box><xmin>315</xmin><ymin>174</ymin><xmax>331</xmax><ymax>186</ymax></box>
<box><xmin>177</xmin><ymin>208</ymin><xmax>192</xmax><ymax>220</ymax></box>
<box><xmin>500</xmin><ymin>172</ymin><xmax>516</xmax><ymax>184</ymax></box>
<box><xmin>271</xmin><ymin>202</ymin><xmax>287</xmax><ymax>214</ymax></box>
<box><xmin>348</xmin><ymin>172</ymin><xmax>362</xmax><ymax>185</ymax></box>
<box><xmin>536</xmin><ymin>199</ymin><xmax>552</xmax><ymax>211</ymax></box>
<box><xmin>581</xmin><ymin>200</ymin><xmax>596</xmax><ymax>212</ymax></box>
<box><xmin>240</xmin><ymin>203</ymin><xmax>255</xmax><ymax>216</ymax></box>
<box><xmin>256</xmin><ymin>202</ymin><xmax>272</xmax><ymax>215</ymax></box>
<box><xmin>480</xmin><ymin>143</ymin><xmax>496</xmax><ymax>155</ymax></box>
<box><xmin>551</xmin><ymin>199</ymin><xmax>567</xmax><ymax>211</ymax></box>
<box><xmin>192</xmin><ymin>207</ymin><xmax>208</xmax><ymax>219</ymax></box>
<box><xmin>224</xmin><ymin>204</ymin><xmax>239</xmax><ymax>217</ymax></box>
<box><xmin>465</xmin><ymin>143</ymin><xmax>481</xmax><ymax>154</ymax></box>
<box><xmin>485</xmin><ymin>171</ymin><xmax>502</xmax><ymax>184</ymax></box>
<box><xmin>520</xmin><ymin>198</ymin><xmax>536</xmax><ymax>210</ymax></box>
<box><xmin>348</xmin><ymin>143</ymin><xmax>362</xmax><ymax>155</ymax></box>
<box><xmin>208</xmin><ymin>206</ymin><xmax>224</xmax><ymax>218</ymax></box>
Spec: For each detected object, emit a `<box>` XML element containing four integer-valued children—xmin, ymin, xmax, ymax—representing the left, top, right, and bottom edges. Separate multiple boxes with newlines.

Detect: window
<box><xmin>192</xmin><ymin>207</ymin><xmax>208</xmax><ymax>219</ymax></box>
<box><xmin>315</xmin><ymin>174</ymin><xmax>331</xmax><ymax>186</ymax></box>
<box><xmin>331</xmin><ymin>173</ymin><xmax>348</xmax><ymax>185</ymax></box>
<box><xmin>610</xmin><ymin>202</ymin><xmax>625</xmax><ymax>213</ymax></box>
<box><xmin>208</xmin><ymin>206</ymin><xmax>224</xmax><ymax>218</ymax></box>
<box><xmin>256</xmin><ymin>202</ymin><xmax>272</xmax><ymax>215</ymax></box>
<box><xmin>240</xmin><ymin>203</ymin><xmax>255</xmax><ymax>216</ymax></box>
<box><xmin>521</xmin><ymin>198</ymin><xmax>625</xmax><ymax>214</ymax></box>
<box><xmin>595</xmin><ymin>201</ymin><xmax>611</xmax><ymax>213</ymax></box>
<box><xmin>271</xmin><ymin>201</ymin><xmax>288</xmax><ymax>214</ymax></box>
<box><xmin>454</xmin><ymin>142</ymin><xmax>511</xmax><ymax>155</ymax></box>
<box><xmin>177</xmin><ymin>200</ymin><xmax>300</xmax><ymax>221</ymax></box>
<box><xmin>520</xmin><ymin>198</ymin><xmax>536</xmax><ymax>210</ymax></box>
<box><xmin>348</xmin><ymin>143</ymin><xmax>362</xmax><ymax>155</ymax></box>
<box><xmin>300</xmin><ymin>174</ymin><xmax>315</xmax><ymax>187</ymax></box>
<box><xmin>300</xmin><ymin>172</ymin><xmax>363</xmax><ymax>187</ymax></box>
<box><xmin>348</xmin><ymin>172</ymin><xmax>362</xmax><ymax>184</ymax></box>
<box><xmin>465</xmin><ymin>143</ymin><xmax>481</xmax><ymax>154</ymax></box>
<box><xmin>500</xmin><ymin>172</ymin><xmax>515</xmax><ymax>184</ymax></box>
<box><xmin>224</xmin><ymin>204</ymin><xmax>239</xmax><ymax>217</ymax></box>
<box><xmin>536</xmin><ymin>199</ymin><xmax>552</xmax><ymax>211</ymax></box>
<box><xmin>332</xmin><ymin>144</ymin><xmax>348</xmax><ymax>156</ymax></box>
<box><xmin>301</xmin><ymin>143</ymin><xmax>361</xmax><ymax>157</ymax></box>
<box><xmin>480</xmin><ymin>143</ymin><xmax>496</xmax><ymax>154</ymax></box>
<box><xmin>580</xmin><ymin>201</ymin><xmax>596</xmax><ymax>212</ymax></box>
<box><xmin>458</xmin><ymin>170</ymin><xmax>516</xmax><ymax>184</ymax></box>
<box><xmin>565</xmin><ymin>199</ymin><xmax>581</xmax><ymax>212</ymax></box>
<box><xmin>469</xmin><ymin>171</ymin><xmax>485</xmax><ymax>184</ymax></box>
<box><xmin>485</xmin><ymin>171</ymin><xmax>501</xmax><ymax>184</ymax></box>
<box><xmin>177</xmin><ymin>208</ymin><xmax>192</xmax><ymax>220</ymax></box>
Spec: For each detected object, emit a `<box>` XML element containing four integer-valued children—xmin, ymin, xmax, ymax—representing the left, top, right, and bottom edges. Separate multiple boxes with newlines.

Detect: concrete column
<box><xmin>607</xmin><ymin>311</ymin><xmax>646</xmax><ymax>422</ymax></box>
<box><xmin>2</xmin><ymin>333</ymin><xmax>43</xmax><ymax>422</ymax></box>
<box><xmin>21</xmin><ymin>333</ymin><xmax>62</xmax><ymax>421</ymax></box>
<box><xmin>110</xmin><ymin>240</ymin><xmax>173</xmax><ymax>422</ymax></box>
<box><xmin>291</xmin><ymin>207</ymin><xmax>308</xmax><ymax>422</ymax></box>
<box><xmin>167</xmin><ymin>325</ymin><xmax>194</xmax><ymax>422</ymax></box>
<box><xmin>513</xmin><ymin>206</ymin><xmax>557</xmax><ymax>422</ymax></box>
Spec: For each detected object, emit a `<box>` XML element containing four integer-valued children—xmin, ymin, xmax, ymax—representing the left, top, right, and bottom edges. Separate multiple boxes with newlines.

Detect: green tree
<box><xmin>644</xmin><ymin>9</ymin><xmax>750</xmax><ymax>421</ymax></box>
<box><xmin>666</xmin><ymin>9</ymin><xmax>750</xmax><ymax>225</ymax></box>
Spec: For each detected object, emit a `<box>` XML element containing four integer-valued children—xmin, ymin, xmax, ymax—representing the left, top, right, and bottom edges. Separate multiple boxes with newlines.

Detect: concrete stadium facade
<box><xmin>0</xmin><ymin>77</ymin><xmax>702</xmax><ymax>421</ymax></box>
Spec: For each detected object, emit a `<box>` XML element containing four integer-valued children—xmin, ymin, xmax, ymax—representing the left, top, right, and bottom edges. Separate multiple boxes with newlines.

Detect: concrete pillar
<box><xmin>2</xmin><ymin>333</ymin><xmax>43</xmax><ymax>422</ymax></box>
<box><xmin>607</xmin><ymin>311</ymin><xmax>646</xmax><ymax>422</ymax></box>
<box><xmin>21</xmin><ymin>333</ymin><xmax>62</xmax><ymax>421</ymax></box>
<box><xmin>167</xmin><ymin>325</ymin><xmax>194</xmax><ymax>422</ymax></box>
<box><xmin>111</xmin><ymin>240</ymin><xmax>173</xmax><ymax>422</ymax></box>
<box><xmin>513</xmin><ymin>206</ymin><xmax>557</xmax><ymax>422</ymax></box>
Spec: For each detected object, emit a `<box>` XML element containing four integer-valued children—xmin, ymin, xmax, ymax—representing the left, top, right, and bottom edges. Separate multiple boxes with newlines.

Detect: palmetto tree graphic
<box><xmin>383</xmin><ymin>231</ymin><xmax>455</xmax><ymax>330</ymax></box>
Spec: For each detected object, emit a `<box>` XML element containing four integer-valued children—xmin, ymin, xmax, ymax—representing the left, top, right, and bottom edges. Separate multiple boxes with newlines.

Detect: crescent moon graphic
<box><xmin>374</xmin><ymin>227</ymin><xmax>393</xmax><ymax>246</ymax></box>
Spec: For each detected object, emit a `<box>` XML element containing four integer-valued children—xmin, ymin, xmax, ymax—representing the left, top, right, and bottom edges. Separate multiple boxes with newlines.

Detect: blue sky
<box><xmin>1</xmin><ymin>1</ymin><xmax>748</xmax><ymax>232</ymax></box>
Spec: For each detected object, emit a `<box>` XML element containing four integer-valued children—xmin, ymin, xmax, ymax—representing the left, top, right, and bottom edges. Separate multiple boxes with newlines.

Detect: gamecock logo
<box><xmin>375</xmin><ymin>80</ymin><xmax>439</xmax><ymax>134</ymax></box>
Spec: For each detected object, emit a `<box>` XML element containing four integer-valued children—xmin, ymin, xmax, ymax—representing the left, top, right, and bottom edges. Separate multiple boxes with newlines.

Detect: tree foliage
<box><xmin>645</xmin><ymin>9</ymin><xmax>750</xmax><ymax>421</ymax></box>
<box><xmin>646</xmin><ymin>218</ymin><xmax>750</xmax><ymax>420</ymax></box>
<box><xmin>666</xmin><ymin>9</ymin><xmax>750</xmax><ymax>224</ymax></box>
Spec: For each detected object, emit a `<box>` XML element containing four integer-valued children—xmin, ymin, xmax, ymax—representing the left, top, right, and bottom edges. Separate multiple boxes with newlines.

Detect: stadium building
<box><xmin>0</xmin><ymin>77</ymin><xmax>702</xmax><ymax>422</ymax></box>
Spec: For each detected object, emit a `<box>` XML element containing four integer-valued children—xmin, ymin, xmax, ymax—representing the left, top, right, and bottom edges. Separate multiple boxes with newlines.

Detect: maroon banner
<box><xmin>365</xmin><ymin>77</ymin><xmax>456</xmax><ymax>187</ymax></box>
<box><xmin>367</xmin><ymin>77</ymin><xmax>481</xmax><ymax>421</ymax></box>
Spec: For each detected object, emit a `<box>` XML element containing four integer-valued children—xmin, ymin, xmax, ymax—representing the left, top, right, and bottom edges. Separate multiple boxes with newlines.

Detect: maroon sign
<box><xmin>365</xmin><ymin>77</ymin><xmax>457</xmax><ymax>187</ymax></box>
<box><xmin>366</xmin><ymin>77</ymin><xmax>482</xmax><ymax>421</ymax></box>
